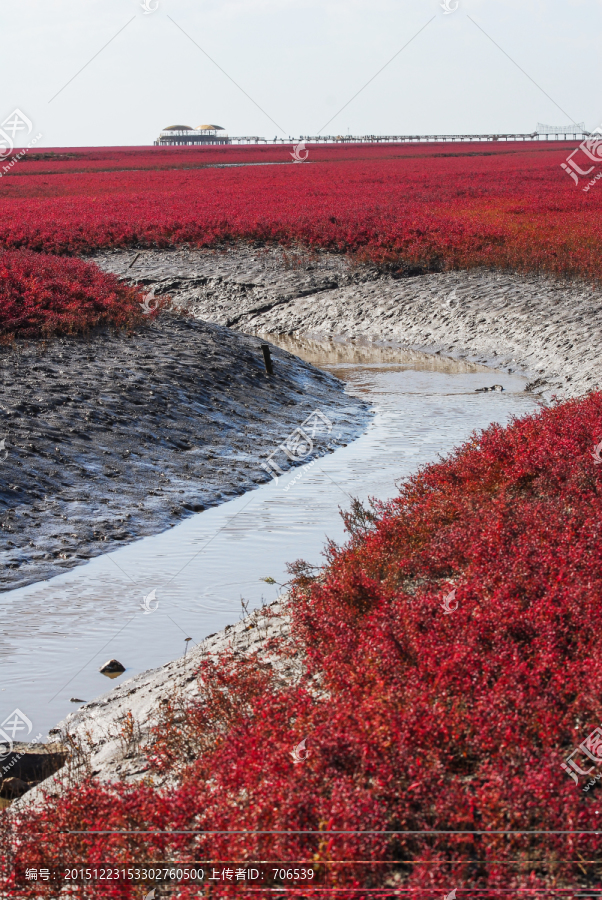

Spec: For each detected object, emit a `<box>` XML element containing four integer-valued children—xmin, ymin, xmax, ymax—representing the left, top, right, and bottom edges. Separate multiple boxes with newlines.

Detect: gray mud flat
<box><xmin>95</xmin><ymin>245</ymin><xmax>602</xmax><ymax>399</ymax></box>
<box><xmin>0</xmin><ymin>316</ymin><xmax>370</xmax><ymax>591</ymax></box>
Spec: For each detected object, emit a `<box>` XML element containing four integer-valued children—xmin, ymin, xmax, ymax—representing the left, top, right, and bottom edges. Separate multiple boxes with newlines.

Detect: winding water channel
<box><xmin>0</xmin><ymin>338</ymin><xmax>540</xmax><ymax>737</ymax></box>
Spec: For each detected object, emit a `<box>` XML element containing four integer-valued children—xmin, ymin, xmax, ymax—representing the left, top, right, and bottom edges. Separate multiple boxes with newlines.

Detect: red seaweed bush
<box><xmin>0</xmin><ymin>249</ymin><xmax>159</xmax><ymax>339</ymax></box>
<box><xmin>1</xmin><ymin>142</ymin><xmax>601</xmax><ymax>329</ymax></box>
<box><xmin>0</xmin><ymin>141</ymin><xmax>543</xmax><ymax>175</ymax></box>
<box><xmin>1</xmin><ymin>142</ymin><xmax>602</xmax><ymax>282</ymax></box>
<box><xmin>7</xmin><ymin>393</ymin><xmax>602</xmax><ymax>898</ymax></box>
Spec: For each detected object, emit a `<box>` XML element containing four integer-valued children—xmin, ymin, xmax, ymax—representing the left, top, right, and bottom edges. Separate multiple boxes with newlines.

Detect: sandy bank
<box><xmin>95</xmin><ymin>245</ymin><xmax>602</xmax><ymax>400</ymax></box>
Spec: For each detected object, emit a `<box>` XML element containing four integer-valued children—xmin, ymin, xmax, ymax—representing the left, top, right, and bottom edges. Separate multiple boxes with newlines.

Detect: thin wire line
<box><xmin>104</xmin><ymin>549</ymin><xmax>138</xmax><ymax>586</ymax></box>
<box><xmin>314</xmin><ymin>463</ymin><xmax>354</xmax><ymax>501</ymax></box>
<box><xmin>317</xmin><ymin>17</ymin><xmax>435</xmax><ymax>135</ymax></box>
<box><xmin>48</xmin><ymin>17</ymin><xmax>136</xmax><ymax>103</ymax></box>
<box><xmin>167</xmin><ymin>15</ymin><xmax>287</xmax><ymax>135</ymax></box>
<box><xmin>42</xmin><ymin>472</ymin><xmax>263</xmax><ymax>707</ymax></box>
<box><xmin>44</xmin><ymin>548</ymin><xmax>143</xmax><ymax>704</ymax></box>
<box><xmin>466</xmin><ymin>15</ymin><xmax>578</xmax><ymax>126</ymax></box>
<box><xmin>21</xmin><ymin>859</ymin><xmax>602</xmax><ymax>864</ymax></box>
<box><xmin>165</xmin><ymin>612</ymin><xmax>197</xmax><ymax>648</ymax></box>
<box><xmin>61</xmin><ymin>830</ymin><xmax>602</xmax><ymax>835</ymax></box>
<box><xmin>47</xmin><ymin>615</ymin><xmax>136</xmax><ymax>701</ymax></box>
<box><xmin>161</xmin><ymin>491</ymin><xmax>259</xmax><ymax>586</ymax></box>
<box><xmin>44</xmin><ymin>533</ymin><xmax>232</xmax><ymax>704</ymax></box>
<box><xmin>8</xmin><ymin>884</ymin><xmax>596</xmax><ymax>895</ymax></box>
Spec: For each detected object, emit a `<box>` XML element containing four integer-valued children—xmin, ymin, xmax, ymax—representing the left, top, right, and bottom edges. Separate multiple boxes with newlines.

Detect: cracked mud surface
<box><xmin>0</xmin><ymin>316</ymin><xmax>370</xmax><ymax>592</ymax></box>
<box><xmin>95</xmin><ymin>244</ymin><xmax>602</xmax><ymax>400</ymax></box>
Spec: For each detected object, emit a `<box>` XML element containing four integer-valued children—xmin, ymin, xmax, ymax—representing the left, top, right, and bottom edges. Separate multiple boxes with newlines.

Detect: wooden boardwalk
<box><xmin>227</xmin><ymin>130</ymin><xmax>589</xmax><ymax>145</ymax></box>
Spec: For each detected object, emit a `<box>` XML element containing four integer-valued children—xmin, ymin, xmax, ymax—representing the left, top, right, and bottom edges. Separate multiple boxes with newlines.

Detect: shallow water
<box><xmin>0</xmin><ymin>338</ymin><xmax>540</xmax><ymax>737</ymax></box>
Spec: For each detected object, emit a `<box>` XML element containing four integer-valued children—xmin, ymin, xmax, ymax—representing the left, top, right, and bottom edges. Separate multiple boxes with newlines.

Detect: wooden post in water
<box><xmin>261</xmin><ymin>344</ymin><xmax>274</xmax><ymax>375</ymax></box>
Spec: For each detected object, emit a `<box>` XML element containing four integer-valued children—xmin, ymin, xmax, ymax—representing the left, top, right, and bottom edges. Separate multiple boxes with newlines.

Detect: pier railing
<box><xmin>229</xmin><ymin>131</ymin><xmax>591</xmax><ymax>144</ymax></box>
<box><xmin>156</xmin><ymin>131</ymin><xmax>591</xmax><ymax>146</ymax></box>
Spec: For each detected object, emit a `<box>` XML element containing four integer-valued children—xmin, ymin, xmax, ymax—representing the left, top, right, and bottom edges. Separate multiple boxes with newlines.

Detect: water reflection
<box><xmin>0</xmin><ymin>339</ymin><xmax>539</xmax><ymax>736</ymax></box>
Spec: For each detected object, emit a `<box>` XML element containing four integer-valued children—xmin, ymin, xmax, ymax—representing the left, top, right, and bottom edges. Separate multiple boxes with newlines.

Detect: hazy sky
<box><xmin>3</xmin><ymin>0</ymin><xmax>601</xmax><ymax>147</ymax></box>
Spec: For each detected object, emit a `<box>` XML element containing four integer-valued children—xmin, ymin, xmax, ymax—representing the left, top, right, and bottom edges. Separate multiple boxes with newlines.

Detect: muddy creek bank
<box><xmin>94</xmin><ymin>244</ymin><xmax>602</xmax><ymax>399</ymax></box>
<box><xmin>0</xmin><ymin>338</ymin><xmax>538</xmax><ymax>739</ymax></box>
<box><xmin>0</xmin><ymin>316</ymin><xmax>370</xmax><ymax>591</ymax></box>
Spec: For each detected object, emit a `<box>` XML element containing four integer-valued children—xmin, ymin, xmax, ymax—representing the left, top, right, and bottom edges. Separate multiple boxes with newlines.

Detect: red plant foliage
<box><xmin>3</xmin><ymin>142</ymin><xmax>548</xmax><ymax>174</ymax></box>
<box><xmin>0</xmin><ymin>141</ymin><xmax>601</xmax><ymax>280</ymax></box>
<box><xmin>0</xmin><ymin>250</ymin><xmax>158</xmax><ymax>339</ymax></box>
<box><xmin>8</xmin><ymin>393</ymin><xmax>602</xmax><ymax>898</ymax></box>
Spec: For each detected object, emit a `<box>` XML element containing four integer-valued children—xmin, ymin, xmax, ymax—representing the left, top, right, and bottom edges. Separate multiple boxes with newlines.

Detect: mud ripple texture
<box><xmin>96</xmin><ymin>245</ymin><xmax>602</xmax><ymax>400</ymax></box>
<box><xmin>0</xmin><ymin>316</ymin><xmax>370</xmax><ymax>591</ymax></box>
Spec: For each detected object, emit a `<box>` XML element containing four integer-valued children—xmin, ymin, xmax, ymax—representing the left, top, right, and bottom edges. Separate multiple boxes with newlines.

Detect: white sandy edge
<box><xmin>14</xmin><ymin>599</ymin><xmax>294</xmax><ymax>808</ymax></box>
